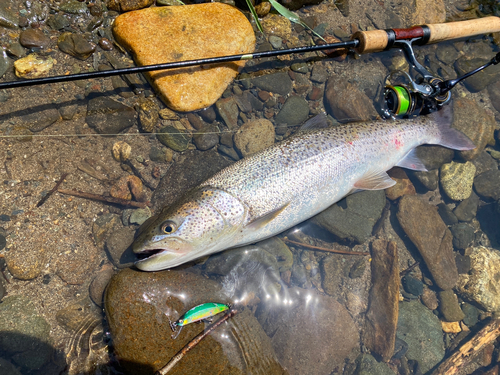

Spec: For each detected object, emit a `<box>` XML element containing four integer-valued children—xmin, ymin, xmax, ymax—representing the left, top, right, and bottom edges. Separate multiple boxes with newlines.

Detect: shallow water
<box><xmin>0</xmin><ymin>0</ymin><xmax>499</xmax><ymax>374</ymax></box>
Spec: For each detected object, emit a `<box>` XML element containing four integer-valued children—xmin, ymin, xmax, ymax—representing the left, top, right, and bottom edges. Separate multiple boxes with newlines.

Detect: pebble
<box><xmin>251</xmin><ymin>72</ymin><xmax>293</xmax><ymax>96</ymax></box>
<box><xmin>14</xmin><ymin>53</ymin><xmax>54</xmax><ymax>79</ymax></box>
<box><xmin>412</xmin><ymin>169</ymin><xmax>439</xmax><ymax>191</ymax></box>
<box><xmin>474</xmin><ymin>170</ymin><xmax>500</xmax><ymax>200</ymax></box>
<box><xmin>473</xmin><ymin>151</ymin><xmax>498</xmax><ymax>176</ymax></box>
<box><xmin>86</xmin><ymin>96</ymin><xmax>136</xmax><ymax>134</ymax></box>
<box><xmin>234</xmin><ymin>119</ymin><xmax>275</xmax><ymax>157</ymax></box>
<box><xmin>129</xmin><ymin>207</ymin><xmax>151</xmax><ymax>225</ymax></box>
<box><xmin>6</xmin><ymin>42</ymin><xmax>24</xmax><ymax>58</ymax></box>
<box><xmin>274</xmin><ymin>95</ymin><xmax>310</xmax><ymax>126</ymax></box>
<box><xmin>456</xmin><ymin>246</ymin><xmax>500</xmax><ymax>312</ymax></box>
<box><xmin>193</xmin><ymin>125</ymin><xmax>219</xmax><ymax>151</ymax></box>
<box><xmin>397</xmin><ymin>300</ymin><xmax>445</xmax><ymax>373</ymax></box>
<box><xmin>261</xmin><ymin>13</ymin><xmax>292</xmax><ymax>39</ymax></box>
<box><xmin>137</xmin><ymin>98</ymin><xmax>159</xmax><ymax>133</ymax></box>
<box><xmin>255</xmin><ymin>1</ymin><xmax>271</xmax><ymax>17</ymax></box>
<box><xmin>421</xmin><ymin>287</ymin><xmax>439</xmax><ymax>310</ymax></box>
<box><xmin>0</xmin><ymin>296</ymin><xmax>53</xmax><ymax>371</ymax></box>
<box><xmin>268</xmin><ymin>35</ymin><xmax>283</xmax><ymax>49</ymax></box>
<box><xmin>107</xmin><ymin>0</ymin><xmax>154</xmax><ymax>12</ymax></box>
<box><xmin>113</xmin><ymin>3</ymin><xmax>255</xmax><ymax>111</ymax></box>
<box><xmin>57</xmin><ymin>32</ymin><xmax>96</xmax><ymax>60</ymax></box>
<box><xmin>364</xmin><ymin>239</ymin><xmax>399</xmax><ymax>361</ymax></box>
<box><xmin>111</xmin><ymin>75</ymin><xmax>134</xmax><ymax>98</ymax></box>
<box><xmin>325</xmin><ymin>75</ymin><xmax>378</xmax><ymax>122</ymax></box>
<box><xmin>450</xmin><ymin>223</ymin><xmax>475</xmax><ymax>250</ymax></box>
<box><xmin>441</xmin><ymin>321</ymin><xmax>461</xmax><ymax>333</ymax></box>
<box><xmin>440</xmin><ymin>161</ymin><xmax>476</xmax><ymax>200</ymax></box>
<box><xmin>158</xmin><ymin>107</ymin><xmax>179</xmax><ymax>120</ymax></box>
<box><xmin>310</xmin><ymin>65</ymin><xmax>328</xmax><ymax>83</ymax></box>
<box><xmin>436</xmin><ymin>44</ymin><xmax>460</xmax><ymax>65</ymax></box>
<box><xmin>0</xmin><ymin>1</ymin><xmax>18</xmax><ymax>28</ymax></box>
<box><xmin>186</xmin><ymin>113</ymin><xmax>204</xmax><ymax>130</ymax></box>
<box><xmin>59</xmin><ymin>0</ymin><xmax>89</xmax><ymax>14</ymax></box>
<box><xmin>0</xmin><ymin>214</ymin><xmax>10</xmax><ymax>222</ymax></box>
<box><xmin>461</xmin><ymin>302</ymin><xmax>480</xmax><ymax>327</ymax></box>
<box><xmin>453</xmin><ymin>191</ymin><xmax>479</xmax><ymax>222</ymax></box>
<box><xmin>290</xmin><ymin>62</ymin><xmax>309</xmax><ymax>74</ymax></box>
<box><xmin>437</xmin><ymin>203</ymin><xmax>458</xmax><ymax>225</ymax></box>
<box><xmin>4</xmin><ymin>245</ymin><xmax>47</xmax><ymax>280</ymax></box>
<box><xmin>19</xmin><ymin>29</ymin><xmax>50</xmax><ymax>50</ymax></box>
<box><xmin>47</xmin><ymin>13</ymin><xmax>70</xmax><ymax>30</ymax></box>
<box><xmin>402</xmin><ymin>275</ymin><xmax>424</xmax><ymax>297</ymax></box>
<box><xmin>314</xmin><ymin>190</ymin><xmax>386</xmax><ymax>244</ymax></box>
<box><xmin>198</xmin><ymin>106</ymin><xmax>217</xmax><ymax>123</ymax></box>
<box><xmin>157</xmin><ymin>125</ymin><xmax>192</xmax><ymax>152</ymax></box>
<box><xmin>385</xmin><ymin>168</ymin><xmax>416</xmax><ymax>200</ymax></box>
<box><xmin>104</xmin><ymin>226</ymin><xmax>136</xmax><ymax>268</ymax></box>
<box><xmin>215</xmin><ymin>96</ymin><xmax>239</xmax><ymax>130</ymax></box>
<box><xmin>438</xmin><ymin>289</ymin><xmax>465</xmax><ymax>322</ymax></box>
<box><xmin>110</xmin><ymin>175</ymin><xmax>146</xmax><ymax>202</ymax></box>
<box><xmin>112</xmin><ymin>141</ymin><xmax>131</xmax><ymax>162</ymax></box>
<box><xmin>452</xmin><ymin>98</ymin><xmax>496</xmax><ymax>161</ymax></box>
<box><xmin>397</xmin><ymin>195</ymin><xmax>458</xmax><ymax>290</ymax></box>
<box><xmin>455</xmin><ymin>253</ymin><xmax>471</xmax><ymax>274</ymax></box>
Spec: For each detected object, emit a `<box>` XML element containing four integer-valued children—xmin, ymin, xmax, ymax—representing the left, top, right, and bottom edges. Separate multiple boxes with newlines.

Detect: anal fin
<box><xmin>354</xmin><ymin>170</ymin><xmax>396</xmax><ymax>190</ymax></box>
<box><xmin>396</xmin><ymin>149</ymin><xmax>428</xmax><ymax>171</ymax></box>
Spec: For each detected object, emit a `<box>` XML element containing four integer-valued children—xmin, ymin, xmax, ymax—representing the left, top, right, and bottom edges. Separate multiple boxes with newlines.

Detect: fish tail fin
<box><xmin>428</xmin><ymin>105</ymin><xmax>476</xmax><ymax>151</ymax></box>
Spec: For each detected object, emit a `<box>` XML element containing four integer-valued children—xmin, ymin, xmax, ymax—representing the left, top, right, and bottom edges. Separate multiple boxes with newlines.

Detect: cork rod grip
<box><xmin>426</xmin><ymin>16</ymin><xmax>500</xmax><ymax>43</ymax></box>
<box><xmin>352</xmin><ymin>16</ymin><xmax>500</xmax><ymax>54</ymax></box>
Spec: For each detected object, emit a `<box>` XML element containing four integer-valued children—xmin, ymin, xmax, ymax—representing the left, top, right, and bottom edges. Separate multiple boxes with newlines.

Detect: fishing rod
<box><xmin>0</xmin><ymin>16</ymin><xmax>499</xmax><ymax>114</ymax></box>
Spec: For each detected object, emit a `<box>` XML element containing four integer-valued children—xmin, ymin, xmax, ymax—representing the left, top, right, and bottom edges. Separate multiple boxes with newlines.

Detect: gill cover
<box><xmin>133</xmin><ymin>187</ymin><xmax>248</xmax><ymax>271</ymax></box>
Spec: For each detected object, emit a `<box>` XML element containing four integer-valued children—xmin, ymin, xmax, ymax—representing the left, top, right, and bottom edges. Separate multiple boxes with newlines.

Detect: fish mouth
<box><xmin>135</xmin><ymin>248</ymin><xmax>165</xmax><ymax>261</ymax></box>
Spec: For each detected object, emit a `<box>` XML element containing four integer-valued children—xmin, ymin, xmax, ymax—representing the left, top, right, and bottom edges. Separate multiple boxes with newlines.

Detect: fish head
<box><xmin>133</xmin><ymin>187</ymin><xmax>247</xmax><ymax>271</ymax></box>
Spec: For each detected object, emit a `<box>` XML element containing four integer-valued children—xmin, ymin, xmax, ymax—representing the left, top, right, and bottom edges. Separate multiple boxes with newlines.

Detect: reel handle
<box><xmin>353</xmin><ymin>16</ymin><xmax>500</xmax><ymax>54</ymax></box>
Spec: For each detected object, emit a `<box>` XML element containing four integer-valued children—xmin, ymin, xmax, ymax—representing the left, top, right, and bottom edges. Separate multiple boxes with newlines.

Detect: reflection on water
<box><xmin>0</xmin><ymin>0</ymin><xmax>500</xmax><ymax>374</ymax></box>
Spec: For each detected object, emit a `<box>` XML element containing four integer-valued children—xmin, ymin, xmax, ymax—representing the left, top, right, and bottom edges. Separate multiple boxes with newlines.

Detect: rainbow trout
<box><xmin>133</xmin><ymin>108</ymin><xmax>474</xmax><ymax>271</ymax></box>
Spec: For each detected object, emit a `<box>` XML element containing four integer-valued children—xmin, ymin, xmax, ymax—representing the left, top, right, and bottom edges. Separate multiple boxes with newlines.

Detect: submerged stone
<box><xmin>113</xmin><ymin>3</ymin><xmax>255</xmax><ymax>112</ymax></box>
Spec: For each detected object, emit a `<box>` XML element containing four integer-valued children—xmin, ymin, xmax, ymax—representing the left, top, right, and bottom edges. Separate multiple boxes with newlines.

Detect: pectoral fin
<box><xmin>246</xmin><ymin>203</ymin><xmax>290</xmax><ymax>230</ymax></box>
<box><xmin>354</xmin><ymin>170</ymin><xmax>396</xmax><ymax>190</ymax></box>
<box><xmin>396</xmin><ymin>149</ymin><xmax>427</xmax><ymax>171</ymax></box>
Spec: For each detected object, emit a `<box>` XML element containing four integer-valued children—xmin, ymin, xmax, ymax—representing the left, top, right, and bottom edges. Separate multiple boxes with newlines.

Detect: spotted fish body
<box><xmin>133</xmin><ymin>108</ymin><xmax>475</xmax><ymax>271</ymax></box>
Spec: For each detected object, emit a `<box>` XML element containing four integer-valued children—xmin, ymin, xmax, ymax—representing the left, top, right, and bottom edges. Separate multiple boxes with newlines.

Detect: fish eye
<box><xmin>160</xmin><ymin>221</ymin><xmax>177</xmax><ymax>234</ymax></box>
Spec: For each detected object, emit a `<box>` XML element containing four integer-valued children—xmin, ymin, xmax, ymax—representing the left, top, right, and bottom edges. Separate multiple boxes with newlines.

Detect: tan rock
<box><xmin>234</xmin><ymin>119</ymin><xmax>275</xmax><ymax>157</ymax></box>
<box><xmin>441</xmin><ymin>321</ymin><xmax>461</xmax><ymax>333</ymax></box>
<box><xmin>107</xmin><ymin>0</ymin><xmax>154</xmax><ymax>12</ymax></box>
<box><xmin>412</xmin><ymin>0</ymin><xmax>446</xmax><ymax>24</ymax></box>
<box><xmin>113</xmin><ymin>4</ymin><xmax>255</xmax><ymax>112</ymax></box>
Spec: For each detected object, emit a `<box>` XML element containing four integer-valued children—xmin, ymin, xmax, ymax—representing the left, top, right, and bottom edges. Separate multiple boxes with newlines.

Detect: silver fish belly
<box><xmin>133</xmin><ymin>109</ymin><xmax>474</xmax><ymax>271</ymax></box>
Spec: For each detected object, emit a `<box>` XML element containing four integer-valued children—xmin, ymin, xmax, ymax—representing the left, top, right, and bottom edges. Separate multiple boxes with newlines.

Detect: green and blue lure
<box><xmin>169</xmin><ymin>302</ymin><xmax>231</xmax><ymax>339</ymax></box>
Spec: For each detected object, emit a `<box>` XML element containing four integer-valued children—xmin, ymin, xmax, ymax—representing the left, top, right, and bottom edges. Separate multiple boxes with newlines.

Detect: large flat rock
<box><xmin>113</xmin><ymin>3</ymin><xmax>255</xmax><ymax>112</ymax></box>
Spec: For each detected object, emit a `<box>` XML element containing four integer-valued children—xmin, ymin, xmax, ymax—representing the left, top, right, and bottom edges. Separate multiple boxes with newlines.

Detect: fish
<box><xmin>133</xmin><ymin>107</ymin><xmax>475</xmax><ymax>271</ymax></box>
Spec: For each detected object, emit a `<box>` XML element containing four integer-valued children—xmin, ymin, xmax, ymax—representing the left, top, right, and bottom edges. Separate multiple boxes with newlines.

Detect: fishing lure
<box><xmin>169</xmin><ymin>302</ymin><xmax>231</xmax><ymax>339</ymax></box>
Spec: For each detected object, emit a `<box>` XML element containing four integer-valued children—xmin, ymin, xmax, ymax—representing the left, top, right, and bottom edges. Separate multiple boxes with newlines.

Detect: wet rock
<box><xmin>261</xmin><ymin>13</ymin><xmax>292</xmax><ymax>39</ymax></box>
<box><xmin>112</xmin><ymin>141</ymin><xmax>131</xmax><ymax>162</ymax></box>
<box><xmin>474</xmin><ymin>169</ymin><xmax>500</xmax><ymax>200</ymax></box>
<box><xmin>411</xmin><ymin>0</ymin><xmax>446</xmax><ymax>24</ymax></box>
<box><xmin>325</xmin><ymin>75</ymin><xmax>378</xmax><ymax>122</ymax></box>
<box><xmin>4</xmin><ymin>246</ymin><xmax>47</xmax><ymax>280</ymax></box>
<box><xmin>385</xmin><ymin>168</ymin><xmax>416</xmax><ymax>200</ymax></box>
<box><xmin>157</xmin><ymin>125</ymin><xmax>191</xmax><ymax>152</ymax></box>
<box><xmin>255</xmin><ymin>1</ymin><xmax>271</xmax><ymax>16</ymax></box>
<box><xmin>193</xmin><ymin>125</ymin><xmax>219</xmax><ymax>151</ymax></box>
<box><xmin>104</xmin><ymin>226</ymin><xmax>135</xmax><ymax>268</ymax></box>
<box><xmin>92</xmin><ymin>213</ymin><xmax>121</xmax><ymax>248</ymax></box>
<box><xmin>454</xmin><ymin>191</ymin><xmax>480</xmax><ymax>222</ymax></box>
<box><xmin>216</xmin><ymin>96</ymin><xmax>239</xmax><ymax>130</ymax></box>
<box><xmin>21</xmin><ymin>106</ymin><xmax>60</xmax><ymax>132</ymax></box>
<box><xmin>107</xmin><ymin>0</ymin><xmax>154</xmax><ymax>12</ymax></box>
<box><xmin>487</xmin><ymin>79</ymin><xmax>500</xmax><ymax>113</ymax></box>
<box><xmin>110</xmin><ymin>175</ymin><xmax>146</xmax><ymax>202</ymax></box>
<box><xmin>152</xmin><ymin>149</ymin><xmax>233</xmax><ymax>210</ymax></box>
<box><xmin>251</xmin><ymin>72</ymin><xmax>293</xmax><ymax>96</ymax></box>
<box><xmin>440</xmin><ymin>161</ymin><xmax>475</xmax><ymax>200</ymax></box>
<box><xmin>353</xmin><ymin>354</ymin><xmax>394</xmax><ymax>375</ymax></box>
<box><xmin>14</xmin><ymin>53</ymin><xmax>54</xmax><ymax>78</ymax></box>
<box><xmin>364</xmin><ymin>239</ymin><xmax>399</xmax><ymax>361</ymax></box>
<box><xmin>438</xmin><ymin>289</ymin><xmax>465</xmax><ymax>322</ymax></box>
<box><xmin>199</xmin><ymin>106</ymin><xmax>217</xmax><ymax>122</ymax></box>
<box><xmin>89</xmin><ymin>264</ymin><xmax>115</xmax><ymax>307</ymax></box>
<box><xmin>86</xmin><ymin>96</ymin><xmax>136</xmax><ymax>134</ymax></box>
<box><xmin>397</xmin><ymin>300</ymin><xmax>445</xmax><ymax>373</ymax></box>
<box><xmin>274</xmin><ymin>95</ymin><xmax>310</xmax><ymax>126</ymax></box>
<box><xmin>441</xmin><ymin>321</ymin><xmax>461</xmax><ymax>333</ymax></box>
<box><xmin>129</xmin><ymin>207</ymin><xmax>151</xmax><ymax>225</ymax></box>
<box><xmin>0</xmin><ymin>296</ymin><xmax>53</xmax><ymax>371</ymax></box>
<box><xmin>421</xmin><ymin>287</ymin><xmax>439</xmax><ymax>310</ymax></box>
<box><xmin>455</xmin><ymin>56</ymin><xmax>500</xmax><ymax>93</ymax></box>
<box><xmin>59</xmin><ymin>0</ymin><xmax>89</xmax><ymax>14</ymax></box>
<box><xmin>437</xmin><ymin>203</ymin><xmax>458</xmax><ymax>225</ymax></box>
<box><xmin>473</xmin><ymin>151</ymin><xmax>498</xmax><ymax>176</ymax></box>
<box><xmin>137</xmin><ymin>98</ymin><xmax>159</xmax><ymax>133</ymax></box>
<box><xmin>415</xmin><ymin>145</ymin><xmax>454</xmax><ymax>170</ymax></box>
<box><xmin>436</xmin><ymin>44</ymin><xmax>460</xmax><ymax>65</ymax></box>
<box><xmin>450</xmin><ymin>223</ymin><xmax>475</xmax><ymax>250</ymax></box>
<box><xmin>47</xmin><ymin>13</ymin><xmax>70</xmax><ymax>30</ymax></box>
<box><xmin>313</xmin><ymin>190</ymin><xmax>386</xmax><ymax>244</ymax></box>
<box><xmin>0</xmin><ymin>1</ymin><xmax>18</xmax><ymax>28</ymax></box>
<box><xmin>105</xmin><ymin>268</ymin><xmax>285</xmax><ymax>374</ymax></box>
<box><xmin>19</xmin><ymin>29</ymin><xmax>50</xmax><ymax>50</ymax></box>
<box><xmin>261</xmin><ymin>287</ymin><xmax>358</xmax><ymax>375</ymax></box>
<box><xmin>234</xmin><ymin>118</ymin><xmax>275</xmax><ymax>157</ymax></box>
<box><xmin>455</xmin><ymin>253</ymin><xmax>471</xmax><ymax>274</ymax></box>
<box><xmin>462</xmin><ymin>302</ymin><xmax>480</xmax><ymax>328</ymax></box>
<box><xmin>452</xmin><ymin>98</ymin><xmax>496</xmax><ymax>161</ymax></box>
<box><xmin>412</xmin><ymin>169</ymin><xmax>439</xmax><ymax>191</ymax></box>
<box><xmin>58</xmin><ymin>103</ymin><xmax>78</xmax><ymax>120</ymax></box>
<box><xmin>57</xmin><ymin>32</ymin><xmax>96</xmax><ymax>60</ymax></box>
<box><xmin>456</xmin><ymin>246</ymin><xmax>500</xmax><ymax>311</ymax></box>
<box><xmin>397</xmin><ymin>195</ymin><xmax>458</xmax><ymax>290</ymax></box>
<box><xmin>402</xmin><ymin>275</ymin><xmax>423</xmax><ymax>297</ymax></box>
<box><xmin>113</xmin><ymin>3</ymin><xmax>255</xmax><ymax>111</ymax></box>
